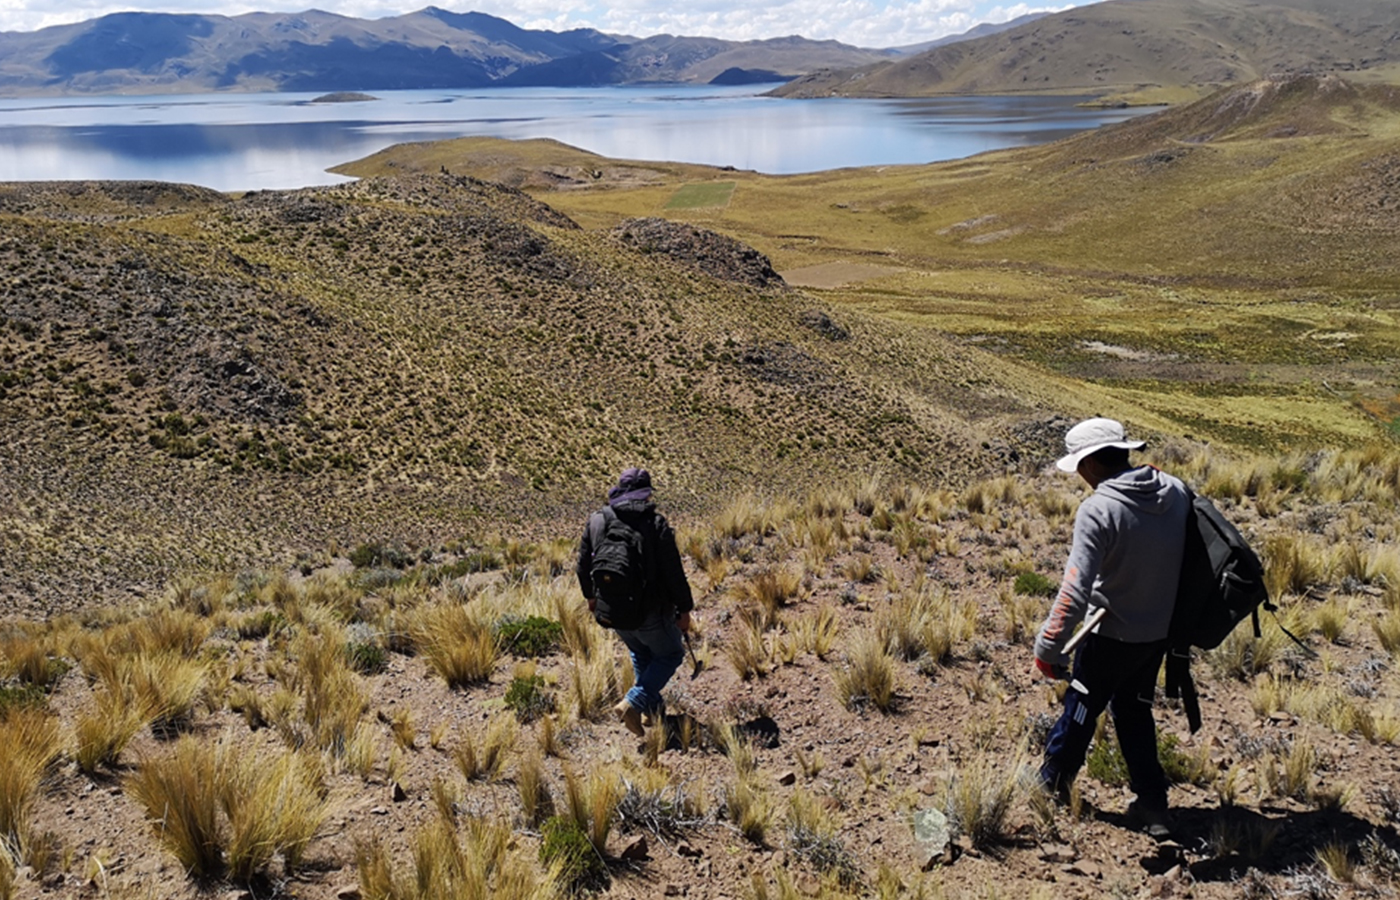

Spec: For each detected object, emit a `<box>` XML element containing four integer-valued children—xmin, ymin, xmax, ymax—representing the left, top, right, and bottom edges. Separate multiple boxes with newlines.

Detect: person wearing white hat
<box><xmin>1032</xmin><ymin>417</ymin><xmax>1190</xmax><ymax>839</ymax></box>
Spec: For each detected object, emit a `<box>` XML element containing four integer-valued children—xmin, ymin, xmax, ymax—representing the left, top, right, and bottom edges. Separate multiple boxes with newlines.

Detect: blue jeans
<box><xmin>614</xmin><ymin>613</ymin><xmax>685</xmax><ymax>716</ymax></box>
<box><xmin>1041</xmin><ymin>634</ymin><xmax>1169</xmax><ymax>809</ymax></box>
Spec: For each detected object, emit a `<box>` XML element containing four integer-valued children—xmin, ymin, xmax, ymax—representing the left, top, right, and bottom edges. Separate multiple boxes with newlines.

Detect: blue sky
<box><xmin>0</xmin><ymin>0</ymin><xmax>1087</xmax><ymax>47</ymax></box>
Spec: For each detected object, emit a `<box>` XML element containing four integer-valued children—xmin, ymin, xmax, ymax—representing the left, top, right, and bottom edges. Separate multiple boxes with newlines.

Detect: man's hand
<box><xmin>1034</xmin><ymin>657</ymin><xmax>1069</xmax><ymax>681</ymax></box>
<box><xmin>676</xmin><ymin>611</ymin><xmax>692</xmax><ymax>633</ymax></box>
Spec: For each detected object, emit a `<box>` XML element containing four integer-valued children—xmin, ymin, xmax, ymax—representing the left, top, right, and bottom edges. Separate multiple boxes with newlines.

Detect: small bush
<box><xmin>347</xmin><ymin>641</ymin><xmax>387</xmax><ymax>675</ymax></box>
<box><xmin>349</xmin><ymin>543</ymin><xmax>413</xmax><ymax>570</ymax></box>
<box><xmin>1013</xmin><ymin>572</ymin><xmax>1058</xmax><ymax>598</ymax></box>
<box><xmin>504</xmin><ymin>668</ymin><xmax>554</xmax><ymax>723</ymax></box>
<box><xmin>540</xmin><ymin>815</ymin><xmax>608</xmax><ymax>894</ymax></box>
<box><xmin>0</xmin><ymin>684</ymin><xmax>47</xmax><ymax>717</ymax></box>
<box><xmin>495</xmin><ymin>616</ymin><xmax>564</xmax><ymax>657</ymax></box>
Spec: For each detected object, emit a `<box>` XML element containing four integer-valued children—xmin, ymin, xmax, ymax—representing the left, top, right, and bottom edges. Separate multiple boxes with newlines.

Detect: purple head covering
<box><xmin>608</xmin><ymin>467</ymin><xmax>653</xmax><ymax>504</ymax></box>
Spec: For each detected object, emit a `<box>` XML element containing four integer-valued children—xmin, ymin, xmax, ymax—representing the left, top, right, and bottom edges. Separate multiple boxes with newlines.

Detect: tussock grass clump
<box><xmin>73</xmin><ymin>688</ymin><xmax>150</xmax><ymax>773</ymax></box>
<box><xmin>722</xmin><ymin>777</ymin><xmax>772</xmax><ymax>845</ymax></box>
<box><xmin>725</xmin><ymin>616</ymin><xmax>770</xmax><ymax>681</ymax></box>
<box><xmin>715</xmin><ymin>494</ymin><xmax>795</xmax><ymax>540</ymax></box>
<box><xmin>616</xmin><ymin>767</ymin><xmax>705</xmax><ymax>839</ymax></box>
<box><xmin>515</xmin><ymin>746</ymin><xmax>552</xmax><ymax>827</ymax></box>
<box><xmin>454</xmin><ymin>713</ymin><xmax>517</xmax><ymax>782</ymax></box>
<box><xmin>359</xmin><ymin>814</ymin><xmax>560</xmax><ymax>900</ymax></box>
<box><xmin>222</xmin><ymin>749</ymin><xmax>327</xmax><ymax>881</ymax></box>
<box><xmin>833</xmin><ymin>630</ymin><xmax>896</xmax><ymax>712</ymax></box>
<box><xmin>790</xmin><ymin>604</ymin><xmax>839</xmax><ymax>660</ymax></box>
<box><xmin>125</xmin><ymin>737</ymin><xmax>223</xmax><ymax>876</ymax></box>
<box><xmin>288</xmin><ymin>629</ymin><xmax>369</xmax><ymax>755</ymax></box>
<box><xmin>1207</xmin><ymin>625</ymin><xmax>1286</xmax><ymax>680</ymax></box>
<box><xmin>733</xmin><ymin>567</ymin><xmax>802</xmax><ymax>631</ymax></box>
<box><xmin>560</xmin><ymin>766</ymin><xmax>623</xmax><ymax>859</ymax></box>
<box><xmin>414</xmin><ymin>603</ymin><xmax>500</xmax><ymax>688</ymax></box>
<box><xmin>1263</xmin><ymin>533</ymin><xmax>1330</xmax><ymax>599</ymax></box>
<box><xmin>785</xmin><ymin>789</ymin><xmax>859</xmax><ymax>887</ymax></box>
<box><xmin>0</xmin><ymin>631</ymin><xmax>69</xmax><ymax>691</ymax></box>
<box><xmin>568</xmin><ymin>649</ymin><xmax>622</xmax><ymax>722</ymax></box>
<box><xmin>1373</xmin><ymin>608</ymin><xmax>1400</xmax><ymax>657</ymax></box>
<box><xmin>127</xmin><ymin>737</ymin><xmax>328</xmax><ymax>880</ymax></box>
<box><xmin>0</xmin><ymin>706</ymin><xmax>63</xmax><ymax>853</ymax></box>
<box><xmin>942</xmin><ymin>750</ymin><xmax>1024</xmax><ymax>850</ymax></box>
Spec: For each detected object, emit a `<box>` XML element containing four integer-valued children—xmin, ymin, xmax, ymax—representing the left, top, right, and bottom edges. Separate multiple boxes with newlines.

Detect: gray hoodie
<box><xmin>1034</xmin><ymin>466</ymin><xmax>1189</xmax><ymax>665</ymax></box>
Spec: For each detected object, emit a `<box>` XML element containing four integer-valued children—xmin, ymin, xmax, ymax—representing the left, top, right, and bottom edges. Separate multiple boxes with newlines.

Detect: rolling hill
<box><xmin>0</xmin><ymin>173</ymin><xmax>1043</xmax><ymax>612</ymax></box>
<box><xmin>0</xmin><ymin>7</ymin><xmax>890</xmax><ymax>96</ymax></box>
<box><xmin>773</xmin><ymin>0</ymin><xmax>1400</xmax><ymax>101</ymax></box>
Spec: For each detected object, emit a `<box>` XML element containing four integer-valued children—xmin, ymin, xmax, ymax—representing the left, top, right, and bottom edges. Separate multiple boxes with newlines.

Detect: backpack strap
<box><xmin>1163</xmin><ymin>646</ymin><xmax>1202</xmax><ymax>733</ymax></box>
<box><xmin>588</xmin><ymin>507</ymin><xmax>611</xmax><ymax>554</ymax></box>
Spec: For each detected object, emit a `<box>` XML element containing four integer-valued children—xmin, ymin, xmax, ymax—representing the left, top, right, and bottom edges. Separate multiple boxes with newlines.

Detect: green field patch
<box><xmin>665</xmin><ymin>182</ymin><xmax>736</xmax><ymax>210</ymax></box>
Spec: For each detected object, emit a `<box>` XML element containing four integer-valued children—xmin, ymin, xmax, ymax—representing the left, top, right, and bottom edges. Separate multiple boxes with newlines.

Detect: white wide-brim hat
<box><xmin>1056</xmin><ymin>417</ymin><xmax>1146</xmax><ymax>472</ymax></box>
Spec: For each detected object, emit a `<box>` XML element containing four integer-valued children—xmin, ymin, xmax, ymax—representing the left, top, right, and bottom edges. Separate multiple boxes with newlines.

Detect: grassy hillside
<box><xmin>772</xmin><ymin>0</ymin><xmax>1400</xmax><ymax>101</ymax></box>
<box><xmin>0</xmin><ymin>174</ymin><xmax>1054</xmax><ymax>611</ymax></box>
<box><xmin>339</xmin><ymin>76</ymin><xmax>1400</xmax><ymax>460</ymax></box>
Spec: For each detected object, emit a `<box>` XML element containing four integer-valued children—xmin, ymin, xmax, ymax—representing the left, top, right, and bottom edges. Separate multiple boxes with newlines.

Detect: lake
<box><xmin>0</xmin><ymin>85</ymin><xmax>1155</xmax><ymax>192</ymax></box>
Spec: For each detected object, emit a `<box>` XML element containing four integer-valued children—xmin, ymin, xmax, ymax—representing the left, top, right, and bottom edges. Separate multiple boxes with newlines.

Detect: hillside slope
<box><xmin>773</xmin><ymin>0</ymin><xmax>1400</xmax><ymax>100</ymax></box>
<box><xmin>0</xmin><ymin>8</ymin><xmax>888</xmax><ymax>95</ymax></box>
<box><xmin>0</xmin><ymin>175</ymin><xmax>1048</xmax><ymax>611</ymax></box>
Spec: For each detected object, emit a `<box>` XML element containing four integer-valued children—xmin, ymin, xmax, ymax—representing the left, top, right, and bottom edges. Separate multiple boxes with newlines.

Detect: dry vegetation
<box><xmin>1</xmin><ymin>450</ymin><xmax>1400</xmax><ymax>899</ymax></box>
<box><xmin>5</xmin><ymin>65</ymin><xmax>1400</xmax><ymax>900</ymax></box>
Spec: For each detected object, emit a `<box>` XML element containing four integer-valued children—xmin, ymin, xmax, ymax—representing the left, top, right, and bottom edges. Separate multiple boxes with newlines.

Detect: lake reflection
<box><xmin>0</xmin><ymin>86</ymin><xmax>1155</xmax><ymax>192</ymax></box>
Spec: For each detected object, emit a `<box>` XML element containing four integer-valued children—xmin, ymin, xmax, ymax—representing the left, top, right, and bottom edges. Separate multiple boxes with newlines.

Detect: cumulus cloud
<box><xmin>0</xmin><ymin>0</ymin><xmax>1083</xmax><ymax>46</ymax></box>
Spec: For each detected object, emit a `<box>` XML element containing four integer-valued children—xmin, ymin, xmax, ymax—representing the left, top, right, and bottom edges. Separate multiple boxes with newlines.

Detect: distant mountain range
<box><xmin>774</xmin><ymin>0</ymin><xmax>1400</xmax><ymax>100</ymax></box>
<box><xmin>0</xmin><ymin>6</ymin><xmax>897</xmax><ymax>95</ymax></box>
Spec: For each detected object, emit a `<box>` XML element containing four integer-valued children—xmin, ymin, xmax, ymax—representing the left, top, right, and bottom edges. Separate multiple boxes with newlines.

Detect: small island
<box><xmin>310</xmin><ymin>91</ymin><xmax>378</xmax><ymax>103</ymax></box>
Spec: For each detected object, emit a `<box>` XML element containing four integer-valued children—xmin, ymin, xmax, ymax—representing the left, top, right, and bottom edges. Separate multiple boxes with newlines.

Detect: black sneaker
<box><xmin>1126</xmin><ymin>801</ymin><xmax>1172</xmax><ymax>840</ymax></box>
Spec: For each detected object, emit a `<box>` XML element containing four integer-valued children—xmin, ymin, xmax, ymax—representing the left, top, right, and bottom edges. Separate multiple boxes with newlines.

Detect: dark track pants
<box><xmin>1041</xmin><ymin>633</ymin><xmax>1170</xmax><ymax>809</ymax></box>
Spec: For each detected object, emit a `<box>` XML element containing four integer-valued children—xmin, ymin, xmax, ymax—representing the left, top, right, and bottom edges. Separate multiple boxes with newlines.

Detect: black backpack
<box><xmin>1164</xmin><ymin>488</ymin><xmax>1303</xmax><ymax>731</ymax></box>
<box><xmin>588</xmin><ymin>507</ymin><xmax>652</xmax><ymax>630</ymax></box>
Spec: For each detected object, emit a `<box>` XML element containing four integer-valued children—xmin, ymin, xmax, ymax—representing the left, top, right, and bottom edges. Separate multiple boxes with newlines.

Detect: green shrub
<box><xmin>348</xmin><ymin>543</ymin><xmax>412</xmax><ymax>570</ymax></box>
<box><xmin>0</xmin><ymin>684</ymin><xmax>48</xmax><ymax>716</ymax></box>
<box><xmin>495</xmin><ymin>616</ymin><xmax>564</xmax><ymax>657</ymax></box>
<box><xmin>1013</xmin><ymin>572</ymin><xmax>1058</xmax><ymax>598</ymax></box>
<box><xmin>346</xmin><ymin>641</ymin><xmax>387</xmax><ymax>675</ymax></box>
<box><xmin>540</xmin><ymin>815</ymin><xmax>608</xmax><ymax>893</ymax></box>
<box><xmin>504</xmin><ymin>673</ymin><xmax>553</xmax><ymax>722</ymax></box>
<box><xmin>1086</xmin><ymin>726</ymin><xmax>1206</xmax><ymax>787</ymax></box>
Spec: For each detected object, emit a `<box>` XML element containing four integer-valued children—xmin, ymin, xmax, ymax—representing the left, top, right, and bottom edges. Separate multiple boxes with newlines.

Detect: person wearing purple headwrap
<box><xmin>576</xmin><ymin>468</ymin><xmax>694</xmax><ymax>737</ymax></box>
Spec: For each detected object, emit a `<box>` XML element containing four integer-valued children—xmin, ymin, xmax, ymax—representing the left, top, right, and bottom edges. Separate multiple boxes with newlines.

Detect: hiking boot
<box><xmin>1126</xmin><ymin>801</ymin><xmax>1172</xmax><ymax>840</ymax></box>
<box><xmin>614</xmin><ymin>698</ymin><xmax>645</xmax><ymax>737</ymax></box>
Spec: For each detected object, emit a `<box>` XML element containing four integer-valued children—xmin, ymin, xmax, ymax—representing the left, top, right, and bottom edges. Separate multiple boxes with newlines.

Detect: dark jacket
<box><xmin>576</xmin><ymin>498</ymin><xmax>693</xmax><ymax>616</ymax></box>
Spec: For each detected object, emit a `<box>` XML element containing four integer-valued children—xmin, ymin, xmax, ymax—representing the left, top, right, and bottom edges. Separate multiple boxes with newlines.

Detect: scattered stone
<box><xmin>676</xmin><ymin>842</ymin><xmax>702</xmax><ymax>858</ymax></box>
<box><xmin>777</xmin><ymin>770</ymin><xmax>798</xmax><ymax>786</ymax></box>
<box><xmin>1062</xmin><ymin>860</ymin><xmax>1102</xmax><ymax>879</ymax></box>
<box><xmin>370</xmin><ymin>806</ymin><xmax>389</xmax><ymax>816</ymax></box>
<box><xmin>912</xmin><ymin>807</ymin><xmax>950</xmax><ymax>856</ymax></box>
<box><xmin>1038</xmin><ymin>843</ymin><xmax>1077</xmax><ymax>864</ymax></box>
<box><xmin>620</xmin><ymin>835</ymin><xmax>649</xmax><ymax>861</ymax></box>
<box><xmin>664</xmin><ymin>885</ymin><xmax>682</xmax><ymax>896</ymax></box>
<box><xmin>335</xmin><ymin>887</ymin><xmax>363</xmax><ymax>900</ymax></box>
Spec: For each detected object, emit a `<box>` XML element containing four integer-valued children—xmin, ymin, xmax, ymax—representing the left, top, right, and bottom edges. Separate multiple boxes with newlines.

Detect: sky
<box><xmin>0</xmin><ymin>0</ymin><xmax>1090</xmax><ymax>48</ymax></box>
